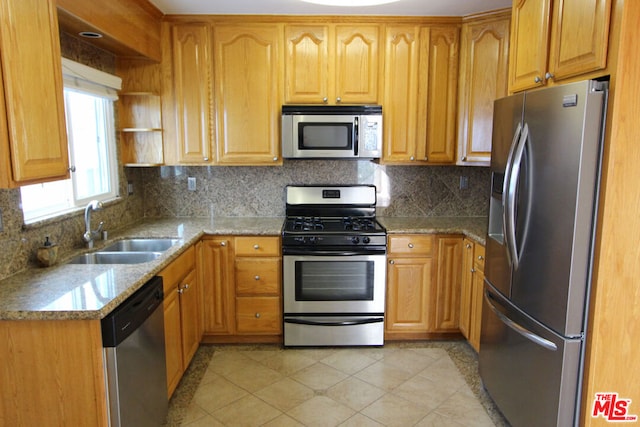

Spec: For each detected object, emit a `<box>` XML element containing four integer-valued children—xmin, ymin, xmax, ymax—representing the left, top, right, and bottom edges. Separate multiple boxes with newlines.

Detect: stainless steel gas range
<box><xmin>282</xmin><ymin>185</ymin><xmax>387</xmax><ymax>346</ymax></box>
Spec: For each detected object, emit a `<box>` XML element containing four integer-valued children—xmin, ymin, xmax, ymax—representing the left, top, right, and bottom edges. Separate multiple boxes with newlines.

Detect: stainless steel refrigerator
<box><xmin>480</xmin><ymin>79</ymin><xmax>608</xmax><ymax>427</ymax></box>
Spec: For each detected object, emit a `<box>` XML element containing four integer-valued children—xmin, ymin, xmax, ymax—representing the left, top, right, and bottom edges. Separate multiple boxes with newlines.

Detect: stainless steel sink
<box><xmin>68</xmin><ymin>251</ymin><xmax>162</xmax><ymax>265</ymax></box>
<box><xmin>102</xmin><ymin>238</ymin><xmax>181</xmax><ymax>253</ymax></box>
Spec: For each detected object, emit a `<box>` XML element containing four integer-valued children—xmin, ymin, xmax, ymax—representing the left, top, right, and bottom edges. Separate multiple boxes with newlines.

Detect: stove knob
<box><xmin>362</xmin><ymin>236</ymin><xmax>371</xmax><ymax>244</ymax></box>
<box><xmin>309</xmin><ymin>236</ymin><xmax>317</xmax><ymax>244</ymax></box>
<box><xmin>351</xmin><ymin>236</ymin><xmax>360</xmax><ymax>244</ymax></box>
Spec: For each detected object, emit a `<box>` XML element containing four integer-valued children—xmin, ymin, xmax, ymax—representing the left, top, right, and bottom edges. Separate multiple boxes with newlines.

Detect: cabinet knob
<box><xmin>478</xmin><ymin>255</ymin><xmax>484</xmax><ymax>261</ymax></box>
<box><xmin>424</xmin><ymin>156</ymin><xmax>428</xmax><ymax>161</ymax></box>
<box><xmin>408</xmin><ymin>243</ymin><xmax>414</xmax><ymax>248</ymax></box>
<box><xmin>323</xmin><ymin>97</ymin><xmax>328</xmax><ymax>103</ymax></box>
<box><xmin>203</xmin><ymin>157</ymin><xmax>209</xmax><ymax>161</ymax></box>
<box><xmin>177</xmin><ymin>288</ymin><xmax>184</xmax><ymax>294</ymax></box>
<box><xmin>466</xmin><ymin>244</ymin><xmax>472</xmax><ymax>249</ymax></box>
<box><xmin>255</xmin><ymin>312</ymin><xmax>261</xmax><ymax>318</ymax></box>
<box><xmin>462</xmin><ymin>156</ymin><xmax>467</xmax><ymax>162</ymax></box>
<box><xmin>253</xmin><ymin>244</ymin><xmax>260</xmax><ymax>249</ymax></box>
<box><xmin>273</xmin><ymin>157</ymin><xmax>278</xmax><ymax>161</ymax></box>
<box><xmin>254</xmin><ymin>275</ymin><xmax>260</xmax><ymax>281</ymax></box>
<box><xmin>410</xmin><ymin>156</ymin><xmax>415</xmax><ymax>161</ymax></box>
<box><xmin>545</xmin><ymin>72</ymin><xmax>555</xmax><ymax>80</ymax></box>
<box><xmin>183</xmin><ymin>283</ymin><xmax>190</xmax><ymax>290</ymax></box>
<box><xmin>336</xmin><ymin>97</ymin><xmax>342</xmax><ymax>103</ymax></box>
<box><xmin>389</xmin><ymin>259</ymin><xmax>395</xmax><ymax>264</ymax></box>
<box><xmin>221</xmin><ymin>241</ymin><xmax>226</xmax><ymax>246</ymax></box>
<box><xmin>471</xmin><ymin>268</ymin><xmax>476</xmax><ymax>273</ymax></box>
<box><xmin>534</xmin><ymin>76</ymin><xmax>542</xmax><ymax>83</ymax></box>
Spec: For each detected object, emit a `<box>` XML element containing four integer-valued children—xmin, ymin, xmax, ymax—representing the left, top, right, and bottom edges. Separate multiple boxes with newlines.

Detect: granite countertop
<box><xmin>0</xmin><ymin>216</ymin><xmax>487</xmax><ymax>321</ymax></box>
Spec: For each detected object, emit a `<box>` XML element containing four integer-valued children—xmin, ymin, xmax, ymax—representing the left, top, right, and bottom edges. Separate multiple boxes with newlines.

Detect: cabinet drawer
<box><xmin>235</xmin><ymin>236</ymin><xmax>280</xmax><ymax>256</ymax></box>
<box><xmin>235</xmin><ymin>258</ymin><xmax>281</xmax><ymax>296</ymax></box>
<box><xmin>159</xmin><ymin>245</ymin><xmax>195</xmax><ymax>293</ymax></box>
<box><xmin>474</xmin><ymin>244</ymin><xmax>485</xmax><ymax>273</ymax></box>
<box><xmin>388</xmin><ymin>234</ymin><xmax>434</xmax><ymax>256</ymax></box>
<box><xmin>236</xmin><ymin>297</ymin><xmax>282</xmax><ymax>334</ymax></box>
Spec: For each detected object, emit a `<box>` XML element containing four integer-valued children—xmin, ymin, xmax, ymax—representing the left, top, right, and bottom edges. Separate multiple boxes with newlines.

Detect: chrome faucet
<box><xmin>83</xmin><ymin>200</ymin><xmax>104</xmax><ymax>248</ymax></box>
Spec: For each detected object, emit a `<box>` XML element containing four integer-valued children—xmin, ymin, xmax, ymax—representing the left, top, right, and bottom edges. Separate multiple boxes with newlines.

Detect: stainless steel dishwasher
<box><xmin>101</xmin><ymin>276</ymin><xmax>167</xmax><ymax>427</ymax></box>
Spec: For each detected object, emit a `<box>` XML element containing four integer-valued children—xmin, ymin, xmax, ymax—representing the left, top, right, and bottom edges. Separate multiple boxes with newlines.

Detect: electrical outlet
<box><xmin>459</xmin><ymin>176</ymin><xmax>469</xmax><ymax>190</ymax></box>
<box><xmin>187</xmin><ymin>177</ymin><xmax>197</xmax><ymax>191</ymax></box>
<box><xmin>127</xmin><ymin>181</ymin><xmax>134</xmax><ymax>195</ymax></box>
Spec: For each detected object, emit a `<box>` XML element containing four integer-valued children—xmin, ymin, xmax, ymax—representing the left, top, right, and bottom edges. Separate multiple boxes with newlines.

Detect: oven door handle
<box><xmin>284</xmin><ymin>317</ymin><xmax>384</xmax><ymax>327</ymax></box>
<box><xmin>282</xmin><ymin>249</ymin><xmax>386</xmax><ymax>256</ymax></box>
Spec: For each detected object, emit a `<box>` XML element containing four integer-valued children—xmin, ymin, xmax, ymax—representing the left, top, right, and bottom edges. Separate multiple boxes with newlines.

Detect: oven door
<box><xmin>283</xmin><ymin>252</ymin><xmax>386</xmax><ymax>314</ymax></box>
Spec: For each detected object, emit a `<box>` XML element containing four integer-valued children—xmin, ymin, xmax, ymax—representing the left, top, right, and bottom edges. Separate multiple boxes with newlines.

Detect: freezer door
<box><xmin>485</xmin><ymin>93</ymin><xmax>524</xmax><ymax>298</ymax></box>
<box><xmin>480</xmin><ymin>282</ymin><xmax>582</xmax><ymax>427</ymax></box>
<box><xmin>508</xmin><ymin>80</ymin><xmax>605</xmax><ymax>336</ymax></box>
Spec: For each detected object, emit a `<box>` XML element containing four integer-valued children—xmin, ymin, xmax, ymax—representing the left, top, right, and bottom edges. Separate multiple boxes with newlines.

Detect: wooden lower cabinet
<box><xmin>386</xmin><ymin>234</ymin><xmax>464</xmax><ymax>340</ymax></box>
<box><xmin>200</xmin><ymin>236</ymin><xmax>282</xmax><ymax>343</ymax></box>
<box><xmin>459</xmin><ymin>238</ymin><xmax>485</xmax><ymax>352</ymax></box>
<box><xmin>159</xmin><ymin>245</ymin><xmax>201</xmax><ymax>398</ymax></box>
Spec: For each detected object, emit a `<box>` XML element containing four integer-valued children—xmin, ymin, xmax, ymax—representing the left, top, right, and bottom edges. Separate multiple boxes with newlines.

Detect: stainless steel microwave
<box><xmin>281</xmin><ymin>105</ymin><xmax>382</xmax><ymax>159</ymax></box>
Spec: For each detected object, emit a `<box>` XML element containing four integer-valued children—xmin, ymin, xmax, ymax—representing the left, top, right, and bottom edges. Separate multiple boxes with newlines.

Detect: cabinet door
<box><xmin>180</xmin><ymin>269</ymin><xmax>200</xmax><ymax>369</ymax></box>
<box><xmin>165</xmin><ymin>23</ymin><xmax>213</xmax><ymax>164</ymax></box>
<box><xmin>163</xmin><ymin>287</ymin><xmax>182</xmax><ymax>397</ymax></box>
<box><xmin>469</xmin><ymin>269</ymin><xmax>485</xmax><ymax>352</ymax></box>
<box><xmin>199</xmin><ymin>238</ymin><xmax>235</xmax><ymax>335</ymax></box>
<box><xmin>386</xmin><ymin>257</ymin><xmax>433</xmax><ymax>332</ymax></box>
<box><xmin>508</xmin><ymin>0</ymin><xmax>552</xmax><ymax>92</ymax></box>
<box><xmin>418</xmin><ymin>26</ymin><xmax>459</xmax><ymax>164</ymax></box>
<box><xmin>382</xmin><ymin>25</ymin><xmax>422</xmax><ymax>163</ymax></box>
<box><xmin>432</xmin><ymin>236</ymin><xmax>463</xmax><ymax>332</ymax></box>
<box><xmin>0</xmin><ymin>0</ymin><xmax>69</xmax><ymax>185</ymax></box>
<box><xmin>457</xmin><ymin>16</ymin><xmax>510</xmax><ymax>166</ymax></box>
<box><xmin>213</xmin><ymin>25</ymin><xmax>281</xmax><ymax>165</ymax></box>
<box><xmin>548</xmin><ymin>0</ymin><xmax>612</xmax><ymax>81</ymax></box>
<box><xmin>459</xmin><ymin>239</ymin><xmax>475</xmax><ymax>340</ymax></box>
<box><xmin>284</xmin><ymin>25</ymin><xmax>329</xmax><ymax>104</ymax></box>
<box><xmin>334</xmin><ymin>25</ymin><xmax>381</xmax><ymax>104</ymax></box>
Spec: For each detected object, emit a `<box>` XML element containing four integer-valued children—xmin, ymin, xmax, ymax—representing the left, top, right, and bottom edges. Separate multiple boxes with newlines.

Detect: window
<box><xmin>20</xmin><ymin>59</ymin><xmax>120</xmax><ymax>223</ymax></box>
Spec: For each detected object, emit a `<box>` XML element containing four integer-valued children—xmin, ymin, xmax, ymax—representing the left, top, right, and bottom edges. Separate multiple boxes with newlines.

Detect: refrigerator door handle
<box><xmin>504</xmin><ymin>123</ymin><xmax>529</xmax><ymax>270</ymax></box>
<box><xmin>484</xmin><ymin>288</ymin><xmax>558</xmax><ymax>352</ymax></box>
<box><xmin>502</xmin><ymin>122</ymin><xmax>522</xmax><ymax>266</ymax></box>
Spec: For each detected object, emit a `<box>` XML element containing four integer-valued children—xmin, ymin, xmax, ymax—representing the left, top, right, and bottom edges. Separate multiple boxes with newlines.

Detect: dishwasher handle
<box><xmin>101</xmin><ymin>276</ymin><xmax>164</xmax><ymax>347</ymax></box>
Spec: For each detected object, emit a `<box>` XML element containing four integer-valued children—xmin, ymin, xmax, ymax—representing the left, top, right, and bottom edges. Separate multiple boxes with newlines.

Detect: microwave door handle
<box><xmin>353</xmin><ymin>117</ymin><xmax>359</xmax><ymax>156</ymax></box>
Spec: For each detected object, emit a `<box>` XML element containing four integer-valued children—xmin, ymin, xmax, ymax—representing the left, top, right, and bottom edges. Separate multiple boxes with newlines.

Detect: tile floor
<box><xmin>165</xmin><ymin>341</ymin><xmax>509</xmax><ymax>427</ymax></box>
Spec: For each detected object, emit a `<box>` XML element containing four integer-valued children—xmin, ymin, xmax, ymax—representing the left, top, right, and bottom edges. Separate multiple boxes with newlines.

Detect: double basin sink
<box><xmin>68</xmin><ymin>238</ymin><xmax>181</xmax><ymax>265</ymax></box>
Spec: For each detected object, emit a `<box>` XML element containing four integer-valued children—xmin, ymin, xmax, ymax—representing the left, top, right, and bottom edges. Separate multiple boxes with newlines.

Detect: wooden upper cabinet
<box><xmin>163</xmin><ymin>22</ymin><xmax>213</xmax><ymax>165</ymax></box>
<box><xmin>213</xmin><ymin>24</ymin><xmax>282</xmax><ymax>165</ymax></box>
<box><xmin>0</xmin><ymin>0</ymin><xmax>69</xmax><ymax>188</ymax></box>
<box><xmin>418</xmin><ymin>26</ymin><xmax>459</xmax><ymax>164</ymax></box>
<box><xmin>509</xmin><ymin>0</ymin><xmax>612</xmax><ymax>92</ymax></box>
<box><xmin>383</xmin><ymin>24</ymin><xmax>459</xmax><ymax>165</ymax></box>
<box><xmin>284</xmin><ymin>24</ymin><xmax>380</xmax><ymax>105</ymax></box>
<box><xmin>457</xmin><ymin>14</ymin><xmax>510</xmax><ymax>166</ymax></box>
<box><xmin>382</xmin><ymin>25</ymin><xmax>422</xmax><ymax>163</ymax></box>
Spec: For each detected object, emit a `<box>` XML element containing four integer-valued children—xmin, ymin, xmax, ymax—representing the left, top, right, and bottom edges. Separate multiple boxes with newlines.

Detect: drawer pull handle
<box><xmin>221</xmin><ymin>241</ymin><xmax>226</xmax><ymax>246</ymax></box>
<box><xmin>408</xmin><ymin>243</ymin><xmax>414</xmax><ymax>248</ymax></box>
<box><xmin>255</xmin><ymin>312</ymin><xmax>261</xmax><ymax>318</ymax></box>
<box><xmin>254</xmin><ymin>275</ymin><xmax>260</xmax><ymax>281</ymax></box>
<box><xmin>254</xmin><ymin>244</ymin><xmax>260</xmax><ymax>249</ymax></box>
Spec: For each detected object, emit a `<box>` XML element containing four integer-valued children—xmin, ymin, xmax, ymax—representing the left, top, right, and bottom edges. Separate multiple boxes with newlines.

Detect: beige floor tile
<box><xmin>291</xmin><ymin>362</ymin><xmax>349</xmax><ymax>390</ymax></box>
<box><xmin>181</xmin><ymin>413</ymin><xmax>225</xmax><ymax>427</ymax></box>
<box><xmin>291</xmin><ymin>347</ymin><xmax>340</xmax><ymax>361</ymax></box>
<box><xmin>181</xmin><ymin>402</ymin><xmax>209</xmax><ymax>425</ymax></box>
<box><xmin>211</xmin><ymin>394</ymin><xmax>282</xmax><ymax>426</ymax></box>
<box><xmin>238</xmin><ymin>347</ymin><xmax>283</xmax><ymax>362</ymax></box>
<box><xmin>391</xmin><ymin>374</ymin><xmax>455</xmax><ymax>411</ymax></box>
<box><xmin>260</xmin><ymin>350</ymin><xmax>318</xmax><ymax>375</ymax></box>
<box><xmin>326</xmin><ymin>377</ymin><xmax>386</xmax><ymax>411</ymax></box>
<box><xmin>222</xmin><ymin>360</ymin><xmax>284</xmax><ymax>392</ymax></box>
<box><xmin>287</xmin><ymin>395</ymin><xmax>355</xmax><ymax>427</ymax></box>
<box><xmin>360</xmin><ymin>393</ymin><xmax>430</xmax><ymax>427</ymax></box>
<box><xmin>254</xmin><ymin>377</ymin><xmax>316</xmax><ymax>411</ymax></box>
<box><xmin>433</xmin><ymin>390</ymin><xmax>495</xmax><ymax>427</ymax></box>
<box><xmin>262</xmin><ymin>413</ymin><xmax>306</xmax><ymax>427</ymax></box>
<box><xmin>338</xmin><ymin>413</ymin><xmax>385</xmax><ymax>427</ymax></box>
<box><xmin>193</xmin><ymin>375</ymin><xmax>248</xmax><ymax>413</ymax></box>
<box><xmin>208</xmin><ymin>351</ymin><xmax>256</xmax><ymax>377</ymax></box>
<box><xmin>418</xmin><ymin>355</ymin><xmax>467</xmax><ymax>391</ymax></box>
<box><xmin>354</xmin><ymin>360</ymin><xmax>414</xmax><ymax>391</ymax></box>
<box><xmin>415</xmin><ymin>411</ymin><xmax>469</xmax><ymax>427</ymax></box>
<box><xmin>319</xmin><ymin>349</ymin><xmax>379</xmax><ymax>375</ymax></box>
<box><xmin>379</xmin><ymin>348</ymin><xmax>438</xmax><ymax>375</ymax></box>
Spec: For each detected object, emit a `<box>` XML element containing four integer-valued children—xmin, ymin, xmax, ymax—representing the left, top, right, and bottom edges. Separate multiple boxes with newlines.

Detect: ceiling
<box><xmin>147</xmin><ymin>0</ymin><xmax>512</xmax><ymax>16</ymax></box>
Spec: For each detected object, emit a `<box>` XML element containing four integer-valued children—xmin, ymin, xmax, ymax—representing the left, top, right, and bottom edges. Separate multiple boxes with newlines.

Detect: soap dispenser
<box><xmin>37</xmin><ymin>236</ymin><xmax>59</xmax><ymax>267</ymax></box>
